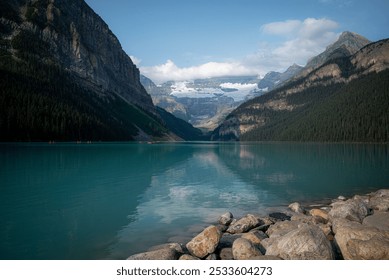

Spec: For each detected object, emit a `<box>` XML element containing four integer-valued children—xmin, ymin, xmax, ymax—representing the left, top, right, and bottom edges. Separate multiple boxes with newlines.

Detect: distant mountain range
<box><xmin>141</xmin><ymin>65</ymin><xmax>303</xmax><ymax>131</ymax></box>
<box><xmin>212</xmin><ymin>35</ymin><xmax>389</xmax><ymax>142</ymax></box>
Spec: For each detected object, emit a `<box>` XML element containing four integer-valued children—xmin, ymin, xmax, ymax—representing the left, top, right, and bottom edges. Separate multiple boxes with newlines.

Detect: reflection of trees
<box><xmin>218</xmin><ymin>143</ymin><xmax>389</xmax><ymax>203</ymax></box>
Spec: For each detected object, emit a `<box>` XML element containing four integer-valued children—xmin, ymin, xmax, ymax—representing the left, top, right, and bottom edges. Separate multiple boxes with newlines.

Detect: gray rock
<box><xmin>217</xmin><ymin>233</ymin><xmax>243</xmax><ymax>249</ymax></box>
<box><xmin>329</xmin><ymin>198</ymin><xmax>370</xmax><ymax>223</ymax></box>
<box><xmin>127</xmin><ymin>248</ymin><xmax>179</xmax><ymax>260</ymax></box>
<box><xmin>266</xmin><ymin>220</ymin><xmax>300</xmax><ymax>238</ymax></box>
<box><xmin>218</xmin><ymin>212</ymin><xmax>234</xmax><ymax>226</ymax></box>
<box><xmin>219</xmin><ymin>248</ymin><xmax>234</xmax><ymax>260</ymax></box>
<box><xmin>248</xmin><ymin>255</ymin><xmax>283</xmax><ymax>260</ymax></box>
<box><xmin>288</xmin><ymin>202</ymin><xmax>304</xmax><ymax>214</ymax></box>
<box><xmin>179</xmin><ymin>254</ymin><xmax>200</xmax><ymax>260</ymax></box>
<box><xmin>363</xmin><ymin>212</ymin><xmax>389</xmax><ymax>231</ymax></box>
<box><xmin>369</xmin><ymin>189</ymin><xmax>389</xmax><ymax>211</ymax></box>
<box><xmin>227</xmin><ymin>214</ymin><xmax>261</xmax><ymax>234</ymax></box>
<box><xmin>186</xmin><ymin>225</ymin><xmax>222</xmax><ymax>258</ymax></box>
<box><xmin>147</xmin><ymin>243</ymin><xmax>184</xmax><ymax>254</ymax></box>
<box><xmin>206</xmin><ymin>253</ymin><xmax>218</xmax><ymax>260</ymax></box>
<box><xmin>265</xmin><ymin>223</ymin><xmax>334</xmax><ymax>260</ymax></box>
<box><xmin>334</xmin><ymin>219</ymin><xmax>389</xmax><ymax>259</ymax></box>
<box><xmin>232</xmin><ymin>238</ymin><xmax>262</xmax><ymax>260</ymax></box>
<box><xmin>309</xmin><ymin>209</ymin><xmax>329</xmax><ymax>222</ymax></box>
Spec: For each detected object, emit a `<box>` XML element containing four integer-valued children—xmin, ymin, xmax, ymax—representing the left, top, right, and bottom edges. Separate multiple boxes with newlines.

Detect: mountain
<box><xmin>212</xmin><ymin>38</ymin><xmax>389</xmax><ymax>142</ymax></box>
<box><xmin>0</xmin><ymin>0</ymin><xmax>181</xmax><ymax>141</ymax></box>
<box><xmin>256</xmin><ymin>63</ymin><xmax>303</xmax><ymax>93</ymax></box>
<box><xmin>141</xmin><ymin>75</ymin><xmax>262</xmax><ymax>131</ymax></box>
<box><xmin>297</xmin><ymin>31</ymin><xmax>371</xmax><ymax>78</ymax></box>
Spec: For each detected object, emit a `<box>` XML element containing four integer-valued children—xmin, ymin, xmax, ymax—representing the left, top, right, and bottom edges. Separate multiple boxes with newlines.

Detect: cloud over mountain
<box><xmin>139</xmin><ymin>18</ymin><xmax>340</xmax><ymax>83</ymax></box>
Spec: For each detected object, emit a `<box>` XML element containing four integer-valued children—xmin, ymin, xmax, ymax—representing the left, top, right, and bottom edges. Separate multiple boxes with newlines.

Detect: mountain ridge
<box><xmin>212</xmin><ymin>37</ymin><xmax>389</xmax><ymax>142</ymax></box>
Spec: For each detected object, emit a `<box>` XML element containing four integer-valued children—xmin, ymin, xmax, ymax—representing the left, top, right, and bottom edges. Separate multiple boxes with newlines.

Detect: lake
<box><xmin>1</xmin><ymin>142</ymin><xmax>388</xmax><ymax>259</ymax></box>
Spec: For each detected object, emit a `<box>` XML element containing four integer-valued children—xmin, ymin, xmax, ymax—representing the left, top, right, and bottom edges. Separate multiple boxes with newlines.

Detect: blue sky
<box><xmin>85</xmin><ymin>0</ymin><xmax>389</xmax><ymax>83</ymax></box>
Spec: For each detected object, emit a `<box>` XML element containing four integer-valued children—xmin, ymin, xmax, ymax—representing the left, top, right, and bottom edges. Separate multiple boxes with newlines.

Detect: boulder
<box><xmin>269</xmin><ymin>212</ymin><xmax>291</xmax><ymax>222</ymax></box>
<box><xmin>127</xmin><ymin>248</ymin><xmax>179</xmax><ymax>260</ymax></box>
<box><xmin>309</xmin><ymin>209</ymin><xmax>329</xmax><ymax>222</ymax></box>
<box><xmin>217</xmin><ymin>233</ymin><xmax>243</xmax><ymax>249</ymax></box>
<box><xmin>265</xmin><ymin>223</ymin><xmax>334</xmax><ymax>260</ymax></box>
<box><xmin>369</xmin><ymin>189</ymin><xmax>389</xmax><ymax>211</ymax></box>
<box><xmin>218</xmin><ymin>212</ymin><xmax>234</xmax><ymax>226</ymax></box>
<box><xmin>219</xmin><ymin>248</ymin><xmax>234</xmax><ymax>260</ymax></box>
<box><xmin>242</xmin><ymin>231</ymin><xmax>267</xmax><ymax>244</ymax></box>
<box><xmin>147</xmin><ymin>243</ymin><xmax>184</xmax><ymax>254</ymax></box>
<box><xmin>206</xmin><ymin>253</ymin><xmax>218</xmax><ymax>260</ymax></box>
<box><xmin>266</xmin><ymin>220</ymin><xmax>300</xmax><ymax>238</ymax></box>
<box><xmin>328</xmin><ymin>198</ymin><xmax>370</xmax><ymax>223</ymax></box>
<box><xmin>363</xmin><ymin>212</ymin><xmax>389</xmax><ymax>231</ymax></box>
<box><xmin>248</xmin><ymin>255</ymin><xmax>283</xmax><ymax>260</ymax></box>
<box><xmin>232</xmin><ymin>238</ymin><xmax>262</xmax><ymax>260</ymax></box>
<box><xmin>186</xmin><ymin>225</ymin><xmax>222</xmax><ymax>258</ymax></box>
<box><xmin>334</xmin><ymin>219</ymin><xmax>389</xmax><ymax>259</ymax></box>
<box><xmin>227</xmin><ymin>214</ymin><xmax>261</xmax><ymax>234</ymax></box>
<box><xmin>179</xmin><ymin>254</ymin><xmax>200</xmax><ymax>260</ymax></box>
<box><xmin>288</xmin><ymin>202</ymin><xmax>304</xmax><ymax>214</ymax></box>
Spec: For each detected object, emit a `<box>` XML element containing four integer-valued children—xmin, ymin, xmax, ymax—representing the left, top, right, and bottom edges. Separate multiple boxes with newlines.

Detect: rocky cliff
<box><xmin>1</xmin><ymin>0</ymin><xmax>155</xmax><ymax>113</ymax></box>
<box><xmin>0</xmin><ymin>0</ymin><xmax>177</xmax><ymax>141</ymax></box>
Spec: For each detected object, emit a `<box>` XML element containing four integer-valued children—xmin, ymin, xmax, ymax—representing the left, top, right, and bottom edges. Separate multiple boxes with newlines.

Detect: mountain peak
<box><xmin>305</xmin><ymin>31</ymin><xmax>371</xmax><ymax>71</ymax></box>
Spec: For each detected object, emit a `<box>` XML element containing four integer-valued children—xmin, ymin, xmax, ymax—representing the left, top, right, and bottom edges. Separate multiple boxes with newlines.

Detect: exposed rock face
<box><xmin>1</xmin><ymin>0</ymin><xmax>155</xmax><ymax>114</ymax></box>
<box><xmin>186</xmin><ymin>225</ymin><xmax>222</xmax><ymax>258</ymax></box>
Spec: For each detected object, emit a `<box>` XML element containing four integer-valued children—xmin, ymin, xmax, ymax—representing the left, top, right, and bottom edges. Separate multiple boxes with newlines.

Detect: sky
<box><xmin>84</xmin><ymin>0</ymin><xmax>389</xmax><ymax>83</ymax></box>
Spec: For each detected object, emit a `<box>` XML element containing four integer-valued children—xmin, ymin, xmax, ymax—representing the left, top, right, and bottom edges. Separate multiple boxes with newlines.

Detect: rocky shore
<box><xmin>127</xmin><ymin>189</ymin><xmax>389</xmax><ymax>260</ymax></box>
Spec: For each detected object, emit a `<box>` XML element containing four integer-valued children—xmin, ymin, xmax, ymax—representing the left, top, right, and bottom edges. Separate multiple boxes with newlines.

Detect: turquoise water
<box><xmin>1</xmin><ymin>142</ymin><xmax>388</xmax><ymax>259</ymax></box>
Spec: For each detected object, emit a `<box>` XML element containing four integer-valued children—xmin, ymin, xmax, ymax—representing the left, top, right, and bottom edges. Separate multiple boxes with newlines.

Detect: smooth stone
<box><xmin>334</xmin><ymin>219</ymin><xmax>389</xmax><ymax>260</ymax></box>
<box><xmin>206</xmin><ymin>253</ymin><xmax>218</xmax><ymax>260</ymax></box>
<box><xmin>219</xmin><ymin>248</ymin><xmax>234</xmax><ymax>260</ymax></box>
<box><xmin>127</xmin><ymin>248</ymin><xmax>179</xmax><ymax>260</ymax></box>
<box><xmin>265</xmin><ymin>223</ymin><xmax>334</xmax><ymax>260</ymax></box>
<box><xmin>227</xmin><ymin>214</ymin><xmax>261</xmax><ymax>234</ymax></box>
<box><xmin>186</xmin><ymin>225</ymin><xmax>222</xmax><ymax>258</ymax></box>
<box><xmin>232</xmin><ymin>238</ymin><xmax>262</xmax><ymax>260</ymax></box>
<box><xmin>328</xmin><ymin>198</ymin><xmax>370</xmax><ymax>223</ymax></box>
<box><xmin>369</xmin><ymin>189</ymin><xmax>389</xmax><ymax>211</ymax></box>
<box><xmin>248</xmin><ymin>255</ymin><xmax>283</xmax><ymax>260</ymax></box>
<box><xmin>309</xmin><ymin>209</ymin><xmax>329</xmax><ymax>222</ymax></box>
<box><xmin>147</xmin><ymin>243</ymin><xmax>184</xmax><ymax>254</ymax></box>
<box><xmin>266</xmin><ymin>220</ymin><xmax>300</xmax><ymax>238</ymax></box>
<box><xmin>179</xmin><ymin>254</ymin><xmax>200</xmax><ymax>260</ymax></box>
<box><xmin>288</xmin><ymin>202</ymin><xmax>304</xmax><ymax>214</ymax></box>
<box><xmin>218</xmin><ymin>212</ymin><xmax>234</xmax><ymax>226</ymax></box>
<box><xmin>363</xmin><ymin>212</ymin><xmax>389</xmax><ymax>231</ymax></box>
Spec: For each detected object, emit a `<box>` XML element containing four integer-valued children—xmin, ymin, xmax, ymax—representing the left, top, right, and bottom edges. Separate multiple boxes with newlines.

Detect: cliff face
<box><xmin>1</xmin><ymin>0</ymin><xmax>155</xmax><ymax>113</ymax></box>
<box><xmin>0</xmin><ymin>0</ymin><xmax>177</xmax><ymax>141</ymax></box>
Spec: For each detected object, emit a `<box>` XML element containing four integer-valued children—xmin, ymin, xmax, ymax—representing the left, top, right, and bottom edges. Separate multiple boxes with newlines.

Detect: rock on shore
<box><xmin>127</xmin><ymin>189</ymin><xmax>389</xmax><ymax>260</ymax></box>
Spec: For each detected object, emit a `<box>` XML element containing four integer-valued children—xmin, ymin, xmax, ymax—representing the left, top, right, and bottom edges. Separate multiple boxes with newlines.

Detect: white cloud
<box><xmin>138</xmin><ymin>18</ymin><xmax>340</xmax><ymax>84</ymax></box>
<box><xmin>130</xmin><ymin>55</ymin><xmax>141</xmax><ymax>65</ymax></box>
<box><xmin>140</xmin><ymin>60</ymin><xmax>257</xmax><ymax>84</ymax></box>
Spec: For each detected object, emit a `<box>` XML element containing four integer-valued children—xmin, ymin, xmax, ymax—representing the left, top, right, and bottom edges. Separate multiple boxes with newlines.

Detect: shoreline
<box><xmin>127</xmin><ymin>188</ymin><xmax>389</xmax><ymax>260</ymax></box>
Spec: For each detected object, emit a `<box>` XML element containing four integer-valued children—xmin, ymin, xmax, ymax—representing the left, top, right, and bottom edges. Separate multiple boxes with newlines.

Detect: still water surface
<box><xmin>1</xmin><ymin>142</ymin><xmax>388</xmax><ymax>259</ymax></box>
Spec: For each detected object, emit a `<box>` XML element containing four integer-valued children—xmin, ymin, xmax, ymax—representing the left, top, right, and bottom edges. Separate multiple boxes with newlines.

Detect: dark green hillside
<box><xmin>156</xmin><ymin>107</ymin><xmax>206</xmax><ymax>141</ymax></box>
<box><xmin>0</xmin><ymin>56</ymin><xmax>168</xmax><ymax>141</ymax></box>
<box><xmin>241</xmin><ymin>70</ymin><xmax>389</xmax><ymax>142</ymax></box>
